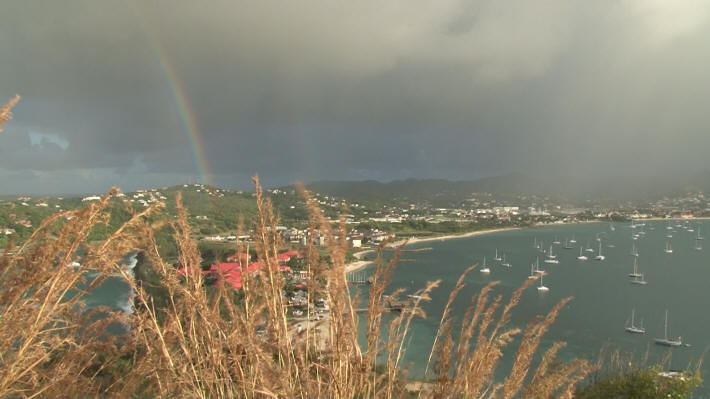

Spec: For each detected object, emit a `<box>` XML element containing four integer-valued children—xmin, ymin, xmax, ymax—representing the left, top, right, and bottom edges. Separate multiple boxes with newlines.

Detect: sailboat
<box><xmin>570</xmin><ymin>234</ymin><xmax>577</xmax><ymax>244</ymax></box>
<box><xmin>501</xmin><ymin>254</ymin><xmax>511</xmax><ymax>268</ymax></box>
<box><xmin>654</xmin><ymin>310</ymin><xmax>682</xmax><ymax>347</ymax></box>
<box><xmin>537</xmin><ymin>274</ymin><xmax>549</xmax><ymax>292</ymax></box>
<box><xmin>594</xmin><ymin>241</ymin><xmax>605</xmax><ymax>260</ymax></box>
<box><xmin>553</xmin><ymin>236</ymin><xmax>561</xmax><ymax>245</ymax></box>
<box><xmin>666</xmin><ymin>221</ymin><xmax>673</xmax><ymax>230</ymax></box>
<box><xmin>534</xmin><ymin>257</ymin><xmax>546</xmax><ymax>275</ymax></box>
<box><xmin>697</xmin><ymin>226</ymin><xmax>704</xmax><ymax>241</ymax></box>
<box><xmin>480</xmin><ymin>256</ymin><xmax>490</xmax><ymax>274</ymax></box>
<box><xmin>610</xmin><ymin>222</ymin><xmax>616</xmax><ymax>231</ymax></box>
<box><xmin>664</xmin><ymin>241</ymin><xmax>673</xmax><ymax>254</ymax></box>
<box><xmin>625</xmin><ymin>309</ymin><xmax>646</xmax><ymax>334</ymax></box>
<box><xmin>544</xmin><ymin>246</ymin><xmax>559</xmax><ymax>264</ymax></box>
<box><xmin>628</xmin><ymin>257</ymin><xmax>642</xmax><ymax>278</ymax></box>
<box><xmin>585</xmin><ymin>240</ymin><xmax>595</xmax><ymax>253</ymax></box>
<box><xmin>528</xmin><ymin>263</ymin><xmax>536</xmax><ymax>279</ymax></box>
<box><xmin>695</xmin><ymin>238</ymin><xmax>702</xmax><ymax>251</ymax></box>
<box><xmin>494</xmin><ymin>249</ymin><xmax>502</xmax><ymax>262</ymax></box>
<box><xmin>533</xmin><ymin>237</ymin><xmax>541</xmax><ymax>249</ymax></box>
<box><xmin>577</xmin><ymin>247</ymin><xmax>588</xmax><ymax>261</ymax></box>
<box><xmin>564</xmin><ymin>238</ymin><xmax>573</xmax><ymax>249</ymax></box>
<box><xmin>629</xmin><ymin>273</ymin><xmax>647</xmax><ymax>285</ymax></box>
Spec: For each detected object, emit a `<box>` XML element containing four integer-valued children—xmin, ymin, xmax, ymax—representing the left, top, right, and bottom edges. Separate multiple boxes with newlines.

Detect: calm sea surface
<box><xmin>355</xmin><ymin>221</ymin><xmax>710</xmax><ymax>394</ymax></box>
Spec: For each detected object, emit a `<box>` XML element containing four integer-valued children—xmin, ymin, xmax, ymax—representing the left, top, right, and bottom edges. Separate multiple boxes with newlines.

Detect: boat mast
<box><xmin>664</xmin><ymin>310</ymin><xmax>669</xmax><ymax>340</ymax></box>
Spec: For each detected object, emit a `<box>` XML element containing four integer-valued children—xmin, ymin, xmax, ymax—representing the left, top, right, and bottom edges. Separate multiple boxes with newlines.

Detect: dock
<box><xmin>346</xmin><ymin>271</ymin><xmax>372</xmax><ymax>285</ymax></box>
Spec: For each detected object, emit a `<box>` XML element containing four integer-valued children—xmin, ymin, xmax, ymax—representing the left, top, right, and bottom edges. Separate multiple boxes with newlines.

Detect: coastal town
<box><xmin>3</xmin><ymin>183</ymin><xmax>710</xmax><ymax>304</ymax></box>
<box><xmin>3</xmin><ymin>183</ymin><xmax>710</xmax><ymax>251</ymax></box>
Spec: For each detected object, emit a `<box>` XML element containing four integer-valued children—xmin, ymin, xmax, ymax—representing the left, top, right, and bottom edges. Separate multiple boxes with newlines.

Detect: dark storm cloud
<box><xmin>1</xmin><ymin>0</ymin><xmax>710</xmax><ymax>194</ymax></box>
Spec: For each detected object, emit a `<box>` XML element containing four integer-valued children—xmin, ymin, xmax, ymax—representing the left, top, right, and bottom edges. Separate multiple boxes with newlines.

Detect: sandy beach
<box><xmin>345</xmin><ymin>227</ymin><xmax>521</xmax><ymax>274</ymax></box>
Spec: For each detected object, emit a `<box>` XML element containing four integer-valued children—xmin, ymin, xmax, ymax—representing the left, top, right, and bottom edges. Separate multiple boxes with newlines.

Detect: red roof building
<box><xmin>178</xmin><ymin>260</ymin><xmax>292</xmax><ymax>290</ymax></box>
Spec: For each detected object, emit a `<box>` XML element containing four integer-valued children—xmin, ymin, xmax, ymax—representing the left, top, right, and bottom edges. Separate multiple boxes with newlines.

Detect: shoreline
<box><xmin>345</xmin><ymin>227</ymin><xmax>521</xmax><ymax>274</ymax></box>
<box><xmin>343</xmin><ymin>217</ymin><xmax>708</xmax><ymax>274</ymax></box>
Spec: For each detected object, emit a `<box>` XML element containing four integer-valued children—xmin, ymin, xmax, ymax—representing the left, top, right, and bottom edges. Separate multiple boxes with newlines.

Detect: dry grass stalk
<box><xmin>0</xmin><ymin>95</ymin><xmax>20</xmax><ymax>133</ymax></box>
<box><xmin>426</xmin><ymin>273</ymin><xmax>593</xmax><ymax>399</ymax></box>
<box><xmin>0</xmin><ymin>172</ymin><xmax>593</xmax><ymax>398</ymax></box>
<box><xmin>0</xmin><ymin>188</ymin><xmax>160</xmax><ymax>397</ymax></box>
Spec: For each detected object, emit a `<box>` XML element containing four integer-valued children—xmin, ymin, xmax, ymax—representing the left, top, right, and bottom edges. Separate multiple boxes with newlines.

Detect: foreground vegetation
<box><xmin>1</xmin><ymin>97</ymin><xmax>702</xmax><ymax>398</ymax></box>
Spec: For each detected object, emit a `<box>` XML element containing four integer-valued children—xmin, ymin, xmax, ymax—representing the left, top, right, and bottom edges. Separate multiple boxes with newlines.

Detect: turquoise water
<box><xmin>81</xmin><ymin>253</ymin><xmax>137</xmax><ymax>314</ymax></box>
<box><xmin>354</xmin><ymin>221</ymin><xmax>710</xmax><ymax>394</ymax></box>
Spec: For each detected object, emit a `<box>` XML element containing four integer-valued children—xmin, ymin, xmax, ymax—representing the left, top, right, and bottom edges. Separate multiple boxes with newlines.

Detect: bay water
<box><xmin>355</xmin><ymin>221</ymin><xmax>710</xmax><ymax>395</ymax></box>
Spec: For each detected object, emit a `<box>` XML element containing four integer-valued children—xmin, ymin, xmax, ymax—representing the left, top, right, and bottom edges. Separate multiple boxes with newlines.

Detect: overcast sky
<box><xmin>2</xmin><ymin>1</ymin><xmax>710</xmax><ymax>195</ymax></box>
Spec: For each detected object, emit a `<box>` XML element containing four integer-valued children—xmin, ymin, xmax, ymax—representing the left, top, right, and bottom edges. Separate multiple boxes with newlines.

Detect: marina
<box><xmin>352</xmin><ymin>220</ymin><xmax>710</xmax><ymax>394</ymax></box>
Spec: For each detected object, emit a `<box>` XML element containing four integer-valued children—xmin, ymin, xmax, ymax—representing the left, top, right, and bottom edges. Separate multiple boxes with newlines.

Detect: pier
<box><xmin>346</xmin><ymin>271</ymin><xmax>371</xmax><ymax>285</ymax></box>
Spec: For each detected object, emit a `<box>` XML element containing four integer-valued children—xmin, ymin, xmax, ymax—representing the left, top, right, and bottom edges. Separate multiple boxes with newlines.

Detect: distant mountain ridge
<box><xmin>301</xmin><ymin>171</ymin><xmax>710</xmax><ymax>206</ymax></box>
<box><xmin>301</xmin><ymin>173</ymin><xmax>548</xmax><ymax>206</ymax></box>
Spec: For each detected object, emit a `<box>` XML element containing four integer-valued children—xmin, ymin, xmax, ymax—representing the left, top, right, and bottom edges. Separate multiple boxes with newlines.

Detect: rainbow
<box><xmin>131</xmin><ymin>2</ymin><xmax>212</xmax><ymax>185</ymax></box>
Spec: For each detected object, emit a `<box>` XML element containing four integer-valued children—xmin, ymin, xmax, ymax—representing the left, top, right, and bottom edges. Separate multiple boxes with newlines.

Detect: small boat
<box><xmin>665</xmin><ymin>234</ymin><xmax>673</xmax><ymax>239</ymax></box>
<box><xmin>628</xmin><ymin>257</ymin><xmax>642</xmax><ymax>278</ymax></box>
<box><xmin>629</xmin><ymin>273</ymin><xmax>647</xmax><ymax>285</ymax></box>
<box><xmin>544</xmin><ymin>246</ymin><xmax>559</xmax><ymax>264</ymax></box>
<box><xmin>537</xmin><ymin>274</ymin><xmax>549</xmax><ymax>292</ymax></box>
<box><xmin>480</xmin><ymin>256</ymin><xmax>490</xmax><ymax>274</ymax></box>
<box><xmin>594</xmin><ymin>241</ymin><xmax>606</xmax><ymax>261</ymax></box>
<box><xmin>577</xmin><ymin>247</ymin><xmax>588</xmax><ymax>261</ymax></box>
<box><xmin>494</xmin><ymin>249</ymin><xmax>502</xmax><ymax>262</ymax></box>
<box><xmin>547</xmin><ymin>245</ymin><xmax>557</xmax><ymax>259</ymax></box>
<box><xmin>501</xmin><ymin>254</ymin><xmax>511</xmax><ymax>268</ymax></box>
<box><xmin>654</xmin><ymin>310</ymin><xmax>682</xmax><ymax>347</ymax></box>
<box><xmin>664</xmin><ymin>241</ymin><xmax>673</xmax><ymax>254</ymax></box>
<box><xmin>625</xmin><ymin>309</ymin><xmax>646</xmax><ymax>334</ymax></box>
<box><xmin>534</xmin><ymin>257</ymin><xmax>546</xmax><ymax>275</ymax></box>
<box><xmin>610</xmin><ymin>223</ymin><xmax>616</xmax><ymax>231</ymax></box>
